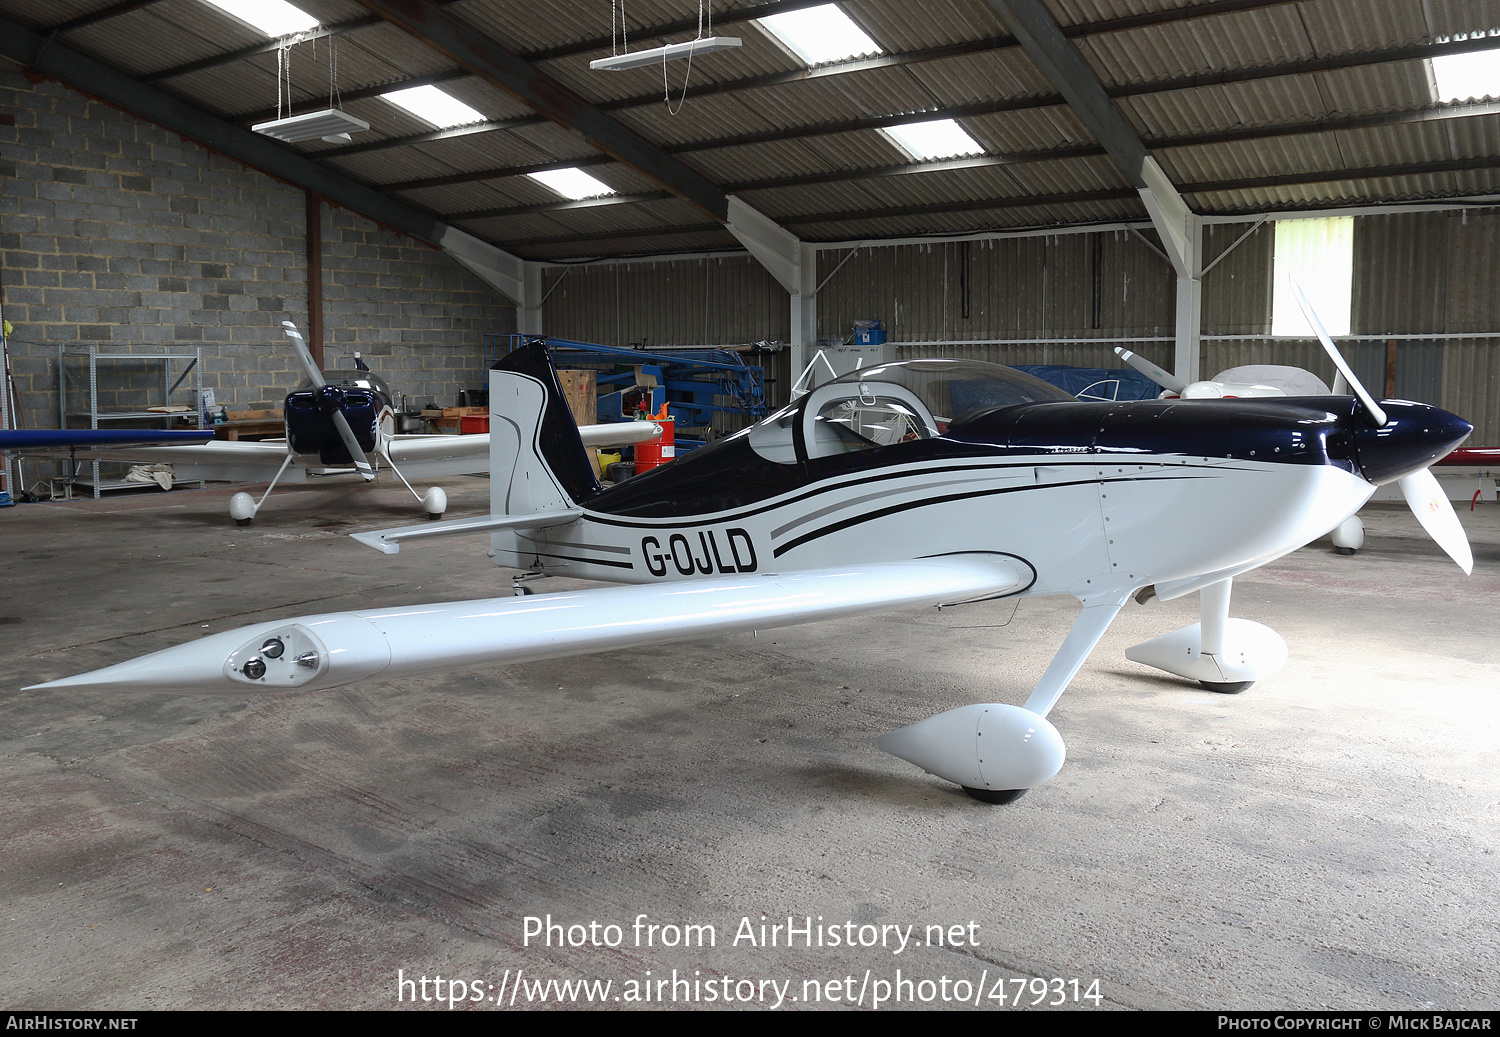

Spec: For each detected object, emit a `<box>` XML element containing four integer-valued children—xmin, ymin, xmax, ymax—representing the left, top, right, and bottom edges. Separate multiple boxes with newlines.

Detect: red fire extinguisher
<box><xmin>634</xmin><ymin>403</ymin><xmax>674</xmax><ymax>472</ymax></box>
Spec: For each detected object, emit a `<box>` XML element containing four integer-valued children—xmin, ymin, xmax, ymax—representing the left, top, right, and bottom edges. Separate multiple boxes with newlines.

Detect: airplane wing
<box><xmin>0</xmin><ymin>429</ymin><xmax>216</xmax><ymax>449</ymax></box>
<box><xmin>66</xmin><ymin>439</ymin><xmax>293</xmax><ymax>481</ymax></box>
<box><xmin>29</xmin><ymin>553</ymin><xmax>1030</xmax><ymax>694</ymax></box>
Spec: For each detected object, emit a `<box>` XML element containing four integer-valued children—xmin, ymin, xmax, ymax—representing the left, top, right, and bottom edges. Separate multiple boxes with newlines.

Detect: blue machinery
<box><xmin>484</xmin><ymin>335</ymin><xmax>767</xmax><ymax>451</ymax></box>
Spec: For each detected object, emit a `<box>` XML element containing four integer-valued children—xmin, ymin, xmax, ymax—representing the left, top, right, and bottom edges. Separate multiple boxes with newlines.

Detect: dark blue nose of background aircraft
<box><xmin>1348</xmin><ymin>401</ymin><xmax>1472</xmax><ymax>485</ymax></box>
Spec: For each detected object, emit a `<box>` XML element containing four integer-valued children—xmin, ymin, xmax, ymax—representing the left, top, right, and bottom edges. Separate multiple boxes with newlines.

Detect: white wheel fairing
<box><xmin>1125</xmin><ymin>619</ymin><xmax>1289</xmax><ymax>684</ymax></box>
<box><xmin>879</xmin><ymin>704</ymin><xmax>1066</xmax><ymax>791</ymax></box>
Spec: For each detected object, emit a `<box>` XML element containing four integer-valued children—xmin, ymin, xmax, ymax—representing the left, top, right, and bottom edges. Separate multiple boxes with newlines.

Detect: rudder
<box><xmin>488</xmin><ymin>341</ymin><xmax>600</xmax><ymax>567</ymax></box>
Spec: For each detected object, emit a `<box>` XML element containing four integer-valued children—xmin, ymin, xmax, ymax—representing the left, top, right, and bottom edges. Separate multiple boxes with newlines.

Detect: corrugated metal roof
<box><xmin>63</xmin><ymin>1</ymin><xmax>267</xmax><ymax>77</ymax></box>
<box><xmin>902</xmin><ymin>50</ymin><xmax>1064</xmax><ymax>107</ymax></box>
<box><xmin>852</xmin><ymin>0</ymin><xmax>1012</xmax><ymax>51</ymax></box>
<box><xmin>7</xmin><ymin>0</ymin><xmax>1500</xmax><ymax>260</ymax></box>
<box><xmin>7</xmin><ymin>0</ymin><xmax>112</xmax><ymax>23</ymax></box>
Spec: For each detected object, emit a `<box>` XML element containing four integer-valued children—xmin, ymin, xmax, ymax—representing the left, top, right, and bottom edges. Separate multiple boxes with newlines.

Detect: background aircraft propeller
<box><xmin>1289</xmin><ymin>281</ymin><xmax>1471</xmax><ymax>574</ymax></box>
<box><xmin>281</xmin><ymin>321</ymin><xmax>375</xmax><ymax>482</ymax></box>
<box><xmin>1114</xmin><ymin>347</ymin><xmax>1187</xmax><ymax>394</ymax></box>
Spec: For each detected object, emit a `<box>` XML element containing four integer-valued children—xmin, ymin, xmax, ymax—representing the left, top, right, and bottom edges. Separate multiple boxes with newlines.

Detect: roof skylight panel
<box><xmin>757</xmin><ymin>4</ymin><xmax>881</xmax><ymax>66</ymax></box>
<box><xmin>200</xmin><ymin>0</ymin><xmax>318</xmax><ymax>38</ymax></box>
<box><xmin>528</xmin><ymin>168</ymin><xmax>618</xmax><ymax>200</ymax></box>
<box><xmin>381</xmin><ymin>86</ymin><xmax>487</xmax><ymax>129</ymax></box>
<box><xmin>1430</xmin><ymin>45</ymin><xmax>1500</xmax><ymax>102</ymax></box>
<box><xmin>881</xmin><ymin>119</ymin><xmax>985</xmax><ymax>161</ymax></box>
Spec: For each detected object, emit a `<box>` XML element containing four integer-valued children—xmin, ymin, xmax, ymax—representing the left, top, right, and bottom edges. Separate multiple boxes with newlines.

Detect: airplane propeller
<box><xmin>1289</xmin><ymin>281</ymin><xmax>1471</xmax><ymax>574</ymax></box>
<box><xmin>1288</xmin><ymin>281</ymin><xmax>1386</xmax><ymax>427</ymax></box>
<box><xmin>281</xmin><ymin>321</ymin><xmax>375</xmax><ymax>482</ymax></box>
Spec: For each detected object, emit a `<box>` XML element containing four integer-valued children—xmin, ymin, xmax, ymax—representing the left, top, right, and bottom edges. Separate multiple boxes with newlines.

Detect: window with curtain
<box><xmin>1271</xmin><ymin>216</ymin><xmax>1353</xmax><ymax>336</ymax></box>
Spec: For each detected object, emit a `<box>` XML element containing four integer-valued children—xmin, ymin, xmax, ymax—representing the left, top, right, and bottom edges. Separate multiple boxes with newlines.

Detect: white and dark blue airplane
<box><xmin>29</xmin><ymin>299</ymin><xmax>1474</xmax><ymax>804</ymax></box>
<box><xmin>15</xmin><ymin>321</ymin><xmax>660</xmax><ymax>525</ymax></box>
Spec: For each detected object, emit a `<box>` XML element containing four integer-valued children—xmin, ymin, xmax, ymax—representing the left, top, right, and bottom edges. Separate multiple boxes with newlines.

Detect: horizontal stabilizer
<box><xmin>382</xmin><ymin>423</ymin><xmax>659</xmax><ymax>474</ymax></box>
<box><xmin>350</xmin><ymin>509</ymin><xmax>583</xmax><ymax>554</ymax></box>
<box><xmin>580</xmin><ymin>421</ymin><xmax>662</xmax><ymax>448</ymax></box>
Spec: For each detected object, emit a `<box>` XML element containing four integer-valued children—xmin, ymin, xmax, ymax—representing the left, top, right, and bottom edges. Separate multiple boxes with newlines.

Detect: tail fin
<box><xmin>489</xmin><ymin>341</ymin><xmax>601</xmax><ymax>521</ymax></box>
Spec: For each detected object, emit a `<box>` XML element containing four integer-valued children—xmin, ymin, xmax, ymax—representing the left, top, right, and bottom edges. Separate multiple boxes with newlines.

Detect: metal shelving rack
<box><xmin>57</xmin><ymin>345</ymin><xmax>204</xmax><ymax>498</ymax></box>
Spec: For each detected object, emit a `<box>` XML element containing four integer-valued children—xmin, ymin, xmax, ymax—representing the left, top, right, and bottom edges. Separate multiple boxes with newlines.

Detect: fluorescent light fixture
<box><xmin>200</xmin><ymin>0</ymin><xmax>317</xmax><ymax>37</ymax></box>
<box><xmin>252</xmin><ymin>109</ymin><xmax>370</xmax><ymax>144</ymax></box>
<box><xmin>1430</xmin><ymin>45</ymin><xmax>1500</xmax><ymax>101</ymax></box>
<box><xmin>881</xmin><ymin>118</ymin><xmax>984</xmax><ymax>160</ymax></box>
<box><xmin>591</xmin><ymin>37</ymin><xmax>742</xmax><ymax>71</ymax></box>
<box><xmin>528</xmin><ymin>168</ymin><xmax>618</xmax><ymax>200</ymax></box>
<box><xmin>381</xmin><ymin>85</ymin><xmax>486</xmax><ymax>129</ymax></box>
<box><xmin>758</xmin><ymin>3</ymin><xmax>880</xmax><ymax>66</ymax></box>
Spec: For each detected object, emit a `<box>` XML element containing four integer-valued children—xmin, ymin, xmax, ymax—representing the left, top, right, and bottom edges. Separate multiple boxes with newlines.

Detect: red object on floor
<box><xmin>635</xmin><ymin>411</ymin><xmax>674</xmax><ymax>472</ymax></box>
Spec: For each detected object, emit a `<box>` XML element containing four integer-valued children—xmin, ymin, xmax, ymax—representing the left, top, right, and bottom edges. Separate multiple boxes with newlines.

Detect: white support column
<box><xmin>792</xmin><ymin>242</ymin><xmax>818</xmax><ymax>381</ymax></box>
<box><xmin>438</xmin><ymin>226</ymin><xmax>526</xmax><ymax>307</ymax></box>
<box><xmin>1174</xmin><ymin>218</ymin><xmax>1203</xmax><ymax>385</ymax></box>
<box><xmin>517</xmin><ymin>261</ymin><xmax>544</xmax><ymax>336</ymax></box>
<box><xmin>1138</xmin><ymin>158</ymin><xmax>1202</xmax><ymax>384</ymax></box>
<box><xmin>725</xmin><ymin>196</ymin><xmax>813</xmax><ymax>378</ymax></box>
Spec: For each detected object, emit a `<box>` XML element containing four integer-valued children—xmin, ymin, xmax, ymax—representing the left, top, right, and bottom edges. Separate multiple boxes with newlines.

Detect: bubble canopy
<box><xmin>747</xmin><ymin>358</ymin><xmax>1077</xmax><ymax>463</ymax></box>
<box><xmin>826</xmin><ymin>358</ymin><xmax>1075</xmax><ymax>425</ymax></box>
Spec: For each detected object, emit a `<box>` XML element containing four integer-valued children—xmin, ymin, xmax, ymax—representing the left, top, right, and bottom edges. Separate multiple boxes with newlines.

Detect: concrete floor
<box><xmin>1</xmin><ymin>474</ymin><xmax>1496</xmax><ymax>1011</ymax></box>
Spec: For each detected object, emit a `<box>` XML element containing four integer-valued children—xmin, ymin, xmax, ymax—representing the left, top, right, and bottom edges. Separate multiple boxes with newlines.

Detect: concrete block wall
<box><xmin>321</xmin><ymin>209</ymin><xmax>502</xmax><ymax>410</ymax></box>
<box><xmin>0</xmin><ymin>69</ymin><xmax>514</xmax><ymax>437</ymax></box>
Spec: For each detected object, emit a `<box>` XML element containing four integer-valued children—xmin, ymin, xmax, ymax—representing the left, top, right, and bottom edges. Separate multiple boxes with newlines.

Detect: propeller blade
<box><xmin>1288</xmin><ymin>280</ymin><xmax>1386</xmax><ymax>427</ymax></box>
<box><xmin>1114</xmin><ymin>347</ymin><xmax>1187</xmax><ymax>394</ymax></box>
<box><xmin>282</xmin><ymin>321</ymin><xmax>325</xmax><ymax>389</ymax></box>
<box><xmin>1397</xmin><ymin>467</ymin><xmax>1472</xmax><ymax>574</ymax></box>
<box><xmin>331</xmin><ymin>409</ymin><xmax>376</xmax><ymax>482</ymax></box>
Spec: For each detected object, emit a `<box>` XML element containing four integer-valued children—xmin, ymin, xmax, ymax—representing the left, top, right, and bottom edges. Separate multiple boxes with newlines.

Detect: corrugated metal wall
<box><xmin>539</xmin><ymin>211</ymin><xmax>1500</xmax><ymax>445</ymax></box>
<box><xmin>1350</xmin><ymin>208</ymin><xmax>1500</xmax><ymax>441</ymax></box>
<box><xmin>541</xmin><ymin>256</ymin><xmax>790</xmax><ymax>348</ymax></box>
<box><xmin>1202</xmin><ymin>221</ymin><xmax>1273</xmax><ymax>336</ymax></box>
<box><xmin>817</xmin><ymin>234</ymin><xmax>1177</xmax><ymax>372</ymax></box>
<box><xmin>1440</xmin><ymin>210</ymin><xmax>1500</xmax><ymax>446</ymax></box>
<box><xmin>537</xmin><ymin>255</ymin><xmax>792</xmax><ymax>428</ymax></box>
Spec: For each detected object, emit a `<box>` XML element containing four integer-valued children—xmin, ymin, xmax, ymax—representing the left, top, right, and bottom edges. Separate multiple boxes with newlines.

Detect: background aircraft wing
<box><xmin>52</xmin><ymin>439</ymin><xmax>294</xmax><ymax>484</ymax></box>
<box><xmin>57</xmin><ymin>439</ymin><xmax>290</xmax><ymax>465</ymax></box>
<box><xmin>0</xmin><ymin>429</ymin><xmax>216</xmax><ymax>449</ymax></box>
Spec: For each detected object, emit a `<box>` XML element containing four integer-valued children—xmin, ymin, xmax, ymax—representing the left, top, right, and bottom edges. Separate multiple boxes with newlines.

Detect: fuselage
<box><xmin>490</xmin><ymin>373</ymin><xmax>1458</xmax><ymax>602</ymax></box>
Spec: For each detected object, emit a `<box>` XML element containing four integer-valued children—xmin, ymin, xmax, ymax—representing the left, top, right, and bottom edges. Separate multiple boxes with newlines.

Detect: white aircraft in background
<box><xmin>30</xmin><ymin>289</ymin><xmax>1473</xmax><ymax>806</ymax></box>
<box><xmin>20</xmin><ymin>322</ymin><xmax>660</xmax><ymax>525</ymax></box>
<box><xmin>1113</xmin><ymin>347</ymin><xmax>1333</xmax><ymax>401</ymax></box>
